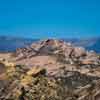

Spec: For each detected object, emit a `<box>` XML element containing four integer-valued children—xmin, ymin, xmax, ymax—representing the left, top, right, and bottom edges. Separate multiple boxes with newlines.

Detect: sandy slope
<box><xmin>0</xmin><ymin>53</ymin><xmax>12</xmax><ymax>61</ymax></box>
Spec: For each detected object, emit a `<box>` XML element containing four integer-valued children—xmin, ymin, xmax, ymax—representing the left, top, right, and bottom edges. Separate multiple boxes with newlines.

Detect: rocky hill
<box><xmin>13</xmin><ymin>39</ymin><xmax>100</xmax><ymax>66</ymax></box>
<box><xmin>0</xmin><ymin>36</ymin><xmax>100</xmax><ymax>53</ymax></box>
<box><xmin>0</xmin><ymin>39</ymin><xmax>100</xmax><ymax>100</ymax></box>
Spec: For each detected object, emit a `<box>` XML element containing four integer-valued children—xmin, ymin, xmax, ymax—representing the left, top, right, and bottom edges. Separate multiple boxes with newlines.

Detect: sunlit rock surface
<box><xmin>0</xmin><ymin>39</ymin><xmax>100</xmax><ymax>100</ymax></box>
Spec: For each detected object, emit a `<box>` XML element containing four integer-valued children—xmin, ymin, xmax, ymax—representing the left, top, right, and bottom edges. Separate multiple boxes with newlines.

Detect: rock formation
<box><xmin>0</xmin><ymin>39</ymin><xmax>100</xmax><ymax>100</ymax></box>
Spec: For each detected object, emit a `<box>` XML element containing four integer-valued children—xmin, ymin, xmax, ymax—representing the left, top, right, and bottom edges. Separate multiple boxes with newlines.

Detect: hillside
<box><xmin>0</xmin><ymin>39</ymin><xmax>100</xmax><ymax>99</ymax></box>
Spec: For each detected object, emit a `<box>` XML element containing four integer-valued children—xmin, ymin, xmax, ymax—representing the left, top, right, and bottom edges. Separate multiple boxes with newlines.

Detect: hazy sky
<box><xmin>0</xmin><ymin>0</ymin><xmax>99</xmax><ymax>38</ymax></box>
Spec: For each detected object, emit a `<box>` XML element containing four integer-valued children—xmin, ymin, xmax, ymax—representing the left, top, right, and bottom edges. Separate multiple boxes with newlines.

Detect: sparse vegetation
<box><xmin>0</xmin><ymin>61</ymin><xmax>100</xmax><ymax>100</ymax></box>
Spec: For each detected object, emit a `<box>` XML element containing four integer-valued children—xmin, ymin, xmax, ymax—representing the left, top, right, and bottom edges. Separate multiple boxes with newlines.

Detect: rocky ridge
<box><xmin>14</xmin><ymin>39</ymin><xmax>100</xmax><ymax>65</ymax></box>
<box><xmin>11</xmin><ymin>39</ymin><xmax>100</xmax><ymax>76</ymax></box>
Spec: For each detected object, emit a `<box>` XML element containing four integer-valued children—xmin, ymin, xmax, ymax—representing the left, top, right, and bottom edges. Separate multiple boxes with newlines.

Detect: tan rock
<box><xmin>81</xmin><ymin>59</ymin><xmax>94</xmax><ymax>65</ymax></box>
<box><xmin>74</xmin><ymin>47</ymin><xmax>86</xmax><ymax>57</ymax></box>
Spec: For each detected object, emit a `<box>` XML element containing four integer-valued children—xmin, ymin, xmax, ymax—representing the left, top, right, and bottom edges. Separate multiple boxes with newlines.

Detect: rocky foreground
<box><xmin>0</xmin><ymin>39</ymin><xmax>100</xmax><ymax>100</ymax></box>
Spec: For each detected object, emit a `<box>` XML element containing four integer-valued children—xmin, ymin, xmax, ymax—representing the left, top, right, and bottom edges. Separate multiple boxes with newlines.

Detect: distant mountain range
<box><xmin>65</xmin><ymin>38</ymin><xmax>100</xmax><ymax>53</ymax></box>
<box><xmin>0</xmin><ymin>36</ymin><xmax>99</xmax><ymax>53</ymax></box>
<box><xmin>0</xmin><ymin>36</ymin><xmax>38</xmax><ymax>52</ymax></box>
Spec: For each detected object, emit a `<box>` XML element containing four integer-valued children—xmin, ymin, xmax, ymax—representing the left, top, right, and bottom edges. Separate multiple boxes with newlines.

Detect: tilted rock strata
<box><xmin>13</xmin><ymin>39</ymin><xmax>100</xmax><ymax>66</ymax></box>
